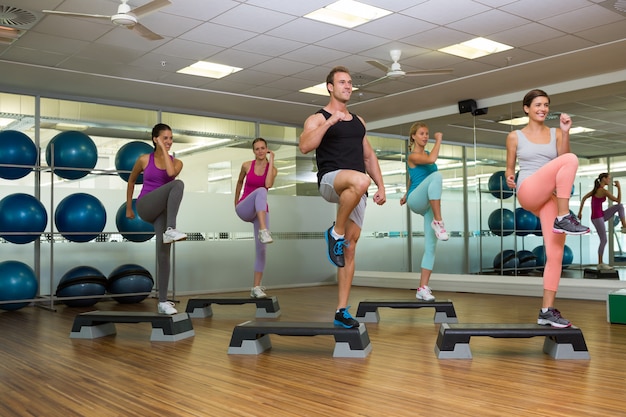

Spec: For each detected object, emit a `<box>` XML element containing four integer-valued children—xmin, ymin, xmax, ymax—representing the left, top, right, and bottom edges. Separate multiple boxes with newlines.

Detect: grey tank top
<box><xmin>515</xmin><ymin>128</ymin><xmax>557</xmax><ymax>191</ymax></box>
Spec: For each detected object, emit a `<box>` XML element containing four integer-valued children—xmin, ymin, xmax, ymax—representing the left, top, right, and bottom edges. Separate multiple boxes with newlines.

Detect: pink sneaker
<box><xmin>431</xmin><ymin>220</ymin><xmax>449</xmax><ymax>241</ymax></box>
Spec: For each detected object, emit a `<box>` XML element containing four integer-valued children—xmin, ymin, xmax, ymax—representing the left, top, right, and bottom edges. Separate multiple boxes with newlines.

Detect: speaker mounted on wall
<box><xmin>458</xmin><ymin>99</ymin><xmax>488</xmax><ymax>116</ymax></box>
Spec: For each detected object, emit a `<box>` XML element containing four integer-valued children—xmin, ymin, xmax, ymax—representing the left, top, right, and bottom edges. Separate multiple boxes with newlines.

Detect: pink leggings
<box><xmin>517</xmin><ymin>153</ymin><xmax>578</xmax><ymax>291</ymax></box>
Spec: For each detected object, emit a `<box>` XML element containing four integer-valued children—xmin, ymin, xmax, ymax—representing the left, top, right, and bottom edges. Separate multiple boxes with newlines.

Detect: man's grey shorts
<box><xmin>319</xmin><ymin>170</ymin><xmax>366</xmax><ymax>228</ymax></box>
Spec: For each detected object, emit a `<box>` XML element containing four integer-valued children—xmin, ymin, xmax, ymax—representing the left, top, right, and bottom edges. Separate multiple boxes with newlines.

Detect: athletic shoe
<box><xmin>250</xmin><ymin>286</ymin><xmax>267</xmax><ymax>298</ymax></box>
<box><xmin>431</xmin><ymin>220</ymin><xmax>449</xmax><ymax>241</ymax></box>
<box><xmin>537</xmin><ymin>308</ymin><xmax>571</xmax><ymax>328</ymax></box>
<box><xmin>258</xmin><ymin>229</ymin><xmax>273</xmax><ymax>244</ymax></box>
<box><xmin>325</xmin><ymin>223</ymin><xmax>347</xmax><ymax>267</ymax></box>
<box><xmin>163</xmin><ymin>227</ymin><xmax>187</xmax><ymax>244</ymax></box>
<box><xmin>598</xmin><ymin>263</ymin><xmax>614</xmax><ymax>271</ymax></box>
<box><xmin>158</xmin><ymin>301</ymin><xmax>178</xmax><ymax>315</ymax></box>
<box><xmin>334</xmin><ymin>306</ymin><xmax>359</xmax><ymax>328</ymax></box>
<box><xmin>552</xmin><ymin>214</ymin><xmax>590</xmax><ymax>235</ymax></box>
<box><xmin>416</xmin><ymin>286</ymin><xmax>435</xmax><ymax>301</ymax></box>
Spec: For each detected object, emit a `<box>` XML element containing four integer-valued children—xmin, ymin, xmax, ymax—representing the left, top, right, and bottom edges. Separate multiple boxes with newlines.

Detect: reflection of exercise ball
<box><xmin>0</xmin><ymin>261</ymin><xmax>38</xmax><ymax>311</ymax></box>
<box><xmin>45</xmin><ymin>131</ymin><xmax>98</xmax><ymax>180</ymax></box>
<box><xmin>0</xmin><ymin>193</ymin><xmax>48</xmax><ymax>244</ymax></box>
<box><xmin>493</xmin><ymin>249</ymin><xmax>518</xmax><ymax>274</ymax></box>
<box><xmin>107</xmin><ymin>264</ymin><xmax>154</xmax><ymax>304</ymax></box>
<box><xmin>516</xmin><ymin>250</ymin><xmax>537</xmax><ymax>274</ymax></box>
<box><xmin>515</xmin><ymin>207</ymin><xmax>538</xmax><ymax>236</ymax></box>
<box><xmin>56</xmin><ymin>266</ymin><xmax>107</xmax><ymax>307</ymax></box>
<box><xmin>115</xmin><ymin>200</ymin><xmax>154</xmax><ymax>242</ymax></box>
<box><xmin>54</xmin><ymin>193</ymin><xmax>106</xmax><ymax>242</ymax></box>
<box><xmin>532</xmin><ymin>245</ymin><xmax>546</xmax><ymax>271</ymax></box>
<box><xmin>488</xmin><ymin>171</ymin><xmax>514</xmax><ymax>199</ymax></box>
<box><xmin>563</xmin><ymin>245</ymin><xmax>574</xmax><ymax>268</ymax></box>
<box><xmin>114</xmin><ymin>141</ymin><xmax>152</xmax><ymax>183</ymax></box>
<box><xmin>488</xmin><ymin>208</ymin><xmax>515</xmax><ymax>236</ymax></box>
<box><xmin>0</xmin><ymin>130</ymin><xmax>37</xmax><ymax>180</ymax></box>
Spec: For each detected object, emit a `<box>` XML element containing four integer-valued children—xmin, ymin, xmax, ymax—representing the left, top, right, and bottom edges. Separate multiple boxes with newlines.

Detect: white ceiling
<box><xmin>1</xmin><ymin>0</ymin><xmax>625</xmax><ymax>158</ymax></box>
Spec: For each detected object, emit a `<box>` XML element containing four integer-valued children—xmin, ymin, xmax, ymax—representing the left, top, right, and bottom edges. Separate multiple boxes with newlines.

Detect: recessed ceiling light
<box><xmin>498</xmin><ymin>117</ymin><xmax>528</xmax><ymax>126</ymax></box>
<box><xmin>300</xmin><ymin>83</ymin><xmax>330</xmax><ymax>96</ymax></box>
<box><xmin>177</xmin><ymin>61</ymin><xmax>242</xmax><ymax>79</ymax></box>
<box><xmin>304</xmin><ymin>0</ymin><xmax>391</xmax><ymax>28</ymax></box>
<box><xmin>439</xmin><ymin>37</ymin><xmax>513</xmax><ymax>59</ymax></box>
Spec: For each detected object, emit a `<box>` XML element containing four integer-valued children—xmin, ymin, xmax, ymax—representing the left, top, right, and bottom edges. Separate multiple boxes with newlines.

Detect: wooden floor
<box><xmin>1</xmin><ymin>285</ymin><xmax>625</xmax><ymax>417</ymax></box>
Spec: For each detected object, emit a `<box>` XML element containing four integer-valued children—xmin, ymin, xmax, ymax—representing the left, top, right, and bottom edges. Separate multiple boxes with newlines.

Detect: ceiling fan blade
<box><xmin>42</xmin><ymin>10</ymin><xmax>110</xmax><ymax>20</ymax></box>
<box><xmin>129</xmin><ymin>22</ymin><xmax>163</xmax><ymax>40</ymax></box>
<box><xmin>405</xmin><ymin>69</ymin><xmax>453</xmax><ymax>76</ymax></box>
<box><xmin>366</xmin><ymin>60</ymin><xmax>390</xmax><ymax>73</ymax></box>
<box><xmin>354</xmin><ymin>75</ymin><xmax>389</xmax><ymax>89</ymax></box>
<box><xmin>131</xmin><ymin>0</ymin><xmax>171</xmax><ymax>17</ymax></box>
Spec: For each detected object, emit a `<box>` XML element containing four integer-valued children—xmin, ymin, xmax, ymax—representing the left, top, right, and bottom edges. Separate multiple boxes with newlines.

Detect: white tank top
<box><xmin>515</xmin><ymin>128</ymin><xmax>557</xmax><ymax>191</ymax></box>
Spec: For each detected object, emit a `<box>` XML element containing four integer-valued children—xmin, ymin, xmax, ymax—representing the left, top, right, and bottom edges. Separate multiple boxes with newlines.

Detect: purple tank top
<box><xmin>138</xmin><ymin>153</ymin><xmax>175</xmax><ymax>200</ymax></box>
<box><xmin>591</xmin><ymin>195</ymin><xmax>605</xmax><ymax>219</ymax></box>
<box><xmin>238</xmin><ymin>160</ymin><xmax>268</xmax><ymax>204</ymax></box>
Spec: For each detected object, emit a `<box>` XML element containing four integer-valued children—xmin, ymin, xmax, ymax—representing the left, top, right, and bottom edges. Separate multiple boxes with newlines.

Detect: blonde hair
<box><xmin>408</xmin><ymin>122</ymin><xmax>428</xmax><ymax>151</ymax></box>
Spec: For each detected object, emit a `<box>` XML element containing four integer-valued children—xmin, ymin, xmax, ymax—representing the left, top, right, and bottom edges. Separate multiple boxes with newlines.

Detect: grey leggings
<box><xmin>136</xmin><ymin>179</ymin><xmax>184</xmax><ymax>302</ymax></box>
<box><xmin>591</xmin><ymin>203</ymin><xmax>625</xmax><ymax>257</ymax></box>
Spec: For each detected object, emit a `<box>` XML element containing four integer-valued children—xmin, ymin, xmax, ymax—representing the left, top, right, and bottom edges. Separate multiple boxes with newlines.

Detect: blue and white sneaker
<box><xmin>334</xmin><ymin>306</ymin><xmax>359</xmax><ymax>328</ymax></box>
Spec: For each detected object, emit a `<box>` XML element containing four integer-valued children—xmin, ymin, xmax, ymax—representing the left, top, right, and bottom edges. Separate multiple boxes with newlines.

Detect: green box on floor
<box><xmin>607</xmin><ymin>289</ymin><xmax>626</xmax><ymax>324</ymax></box>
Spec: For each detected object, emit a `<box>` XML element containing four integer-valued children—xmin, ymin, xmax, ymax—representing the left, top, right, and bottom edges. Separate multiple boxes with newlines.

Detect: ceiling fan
<box><xmin>358</xmin><ymin>49</ymin><xmax>452</xmax><ymax>88</ymax></box>
<box><xmin>42</xmin><ymin>0</ymin><xmax>171</xmax><ymax>41</ymax></box>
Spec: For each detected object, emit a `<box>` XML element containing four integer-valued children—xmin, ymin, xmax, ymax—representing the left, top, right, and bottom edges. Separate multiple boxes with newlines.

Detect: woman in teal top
<box><xmin>400</xmin><ymin>122</ymin><xmax>448</xmax><ymax>301</ymax></box>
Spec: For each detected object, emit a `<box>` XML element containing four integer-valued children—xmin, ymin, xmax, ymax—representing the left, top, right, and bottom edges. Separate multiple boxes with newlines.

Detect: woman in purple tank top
<box><xmin>578</xmin><ymin>173</ymin><xmax>626</xmax><ymax>270</ymax></box>
<box><xmin>126</xmin><ymin>123</ymin><xmax>186</xmax><ymax>315</ymax></box>
<box><xmin>234</xmin><ymin>138</ymin><xmax>277</xmax><ymax>298</ymax></box>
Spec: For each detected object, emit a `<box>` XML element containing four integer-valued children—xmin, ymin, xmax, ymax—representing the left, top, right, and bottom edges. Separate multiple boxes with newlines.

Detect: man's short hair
<box><xmin>326</xmin><ymin>66</ymin><xmax>351</xmax><ymax>93</ymax></box>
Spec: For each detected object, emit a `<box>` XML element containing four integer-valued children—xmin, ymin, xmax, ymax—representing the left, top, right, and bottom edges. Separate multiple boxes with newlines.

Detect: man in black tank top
<box><xmin>300</xmin><ymin>66</ymin><xmax>387</xmax><ymax>328</ymax></box>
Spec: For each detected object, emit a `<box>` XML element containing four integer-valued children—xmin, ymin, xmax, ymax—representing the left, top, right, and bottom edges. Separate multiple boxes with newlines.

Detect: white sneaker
<box><xmin>416</xmin><ymin>286</ymin><xmax>435</xmax><ymax>301</ymax></box>
<box><xmin>258</xmin><ymin>229</ymin><xmax>273</xmax><ymax>244</ymax></box>
<box><xmin>250</xmin><ymin>286</ymin><xmax>267</xmax><ymax>298</ymax></box>
<box><xmin>163</xmin><ymin>227</ymin><xmax>187</xmax><ymax>244</ymax></box>
<box><xmin>158</xmin><ymin>301</ymin><xmax>178</xmax><ymax>315</ymax></box>
<box><xmin>431</xmin><ymin>220</ymin><xmax>449</xmax><ymax>241</ymax></box>
<box><xmin>598</xmin><ymin>263</ymin><xmax>614</xmax><ymax>271</ymax></box>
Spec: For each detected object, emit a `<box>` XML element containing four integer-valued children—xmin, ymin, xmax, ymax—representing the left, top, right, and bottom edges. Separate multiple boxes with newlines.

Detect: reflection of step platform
<box><xmin>228</xmin><ymin>321</ymin><xmax>372</xmax><ymax>358</ymax></box>
<box><xmin>70</xmin><ymin>311</ymin><xmax>195</xmax><ymax>342</ymax></box>
<box><xmin>435</xmin><ymin>323</ymin><xmax>589</xmax><ymax>360</ymax></box>
<box><xmin>185</xmin><ymin>296</ymin><xmax>281</xmax><ymax>318</ymax></box>
<box><xmin>584</xmin><ymin>268</ymin><xmax>619</xmax><ymax>279</ymax></box>
<box><xmin>355</xmin><ymin>299</ymin><xmax>458</xmax><ymax>323</ymax></box>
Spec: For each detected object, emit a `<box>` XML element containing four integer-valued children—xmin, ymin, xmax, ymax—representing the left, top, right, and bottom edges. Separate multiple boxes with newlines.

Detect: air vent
<box><xmin>599</xmin><ymin>0</ymin><xmax>626</xmax><ymax>15</ymax></box>
<box><xmin>0</xmin><ymin>5</ymin><xmax>37</xmax><ymax>28</ymax></box>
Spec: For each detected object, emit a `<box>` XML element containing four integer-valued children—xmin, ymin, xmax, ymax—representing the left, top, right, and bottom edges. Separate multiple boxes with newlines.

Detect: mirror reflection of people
<box><xmin>126</xmin><ymin>123</ymin><xmax>187</xmax><ymax>315</ymax></box>
<box><xmin>299</xmin><ymin>65</ymin><xmax>386</xmax><ymax>328</ymax></box>
<box><xmin>578</xmin><ymin>173</ymin><xmax>626</xmax><ymax>270</ymax></box>
<box><xmin>235</xmin><ymin>138</ymin><xmax>277</xmax><ymax>298</ymax></box>
<box><xmin>400</xmin><ymin>122</ymin><xmax>448</xmax><ymax>302</ymax></box>
<box><xmin>505</xmin><ymin>89</ymin><xmax>589</xmax><ymax>328</ymax></box>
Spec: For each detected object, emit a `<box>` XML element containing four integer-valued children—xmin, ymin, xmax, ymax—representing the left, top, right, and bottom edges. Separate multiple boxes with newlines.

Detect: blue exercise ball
<box><xmin>45</xmin><ymin>130</ymin><xmax>98</xmax><ymax>180</ymax></box>
<box><xmin>0</xmin><ymin>260</ymin><xmax>38</xmax><ymax>311</ymax></box>
<box><xmin>0</xmin><ymin>130</ymin><xmax>37</xmax><ymax>180</ymax></box>
<box><xmin>54</xmin><ymin>193</ymin><xmax>106</xmax><ymax>242</ymax></box>
<box><xmin>0</xmin><ymin>193</ymin><xmax>48</xmax><ymax>244</ymax></box>
<box><xmin>488</xmin><ymin>208</ymin><xmax>515</xmax><ymax>236</ymax></box>
<box><xmin>115</xmin><ymin>200</ymin><xmax>154</xmax><ymax>242</ymax></box>
<box><xmin>563</xmin><ymin>244</ymin><xmax>574</xmax><ymax>268</ymax></box>
<box><xmin>515</xmin><ymin>207</ymin><xmax>539</xmax><ymax>236</ymax></box>
<box><xmin>56</xmin><ymin>266</ymin><xmax>107</xmax><ymax>307</ymax></box>
<box><xmin>488</xmin><ymin>171</ymin><xmax>514</xmax><ymax>199</ymax></box>
<box><xmin>114</xmin><ymin>141</ymin><xmax>152</xmax><ymax>183</ymax></box>
<box><xmin>532</xmin><ymin>245</ymin><xmax>546</xmax><ymax>271</ymax></box>
<box><xmin>516</xmin><ymin>250</ymin><xmax>537</xmax><ymax>274</ymax></box>
<box><xmin>493</xmin><ymin>249</ymin><xmax>518</xmax><ymax>274</ymax></box>
<box><xmin>107</xmin><ymin>264</ymin><xmax>154</xmax><ymax>304</ymax></box>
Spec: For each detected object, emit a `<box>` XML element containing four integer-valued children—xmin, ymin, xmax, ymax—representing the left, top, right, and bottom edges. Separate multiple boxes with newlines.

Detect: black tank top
<box><xmin>315</xmin><ymin>109</ymin><xmax>366</xmax><ymax>186</ymax></box>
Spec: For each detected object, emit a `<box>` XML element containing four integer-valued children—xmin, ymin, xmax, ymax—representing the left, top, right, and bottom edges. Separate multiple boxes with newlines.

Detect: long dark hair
<box><xmin>151</xmin><ymin>123</ymin><xmax>172</xmax><ymax>149</ymax></box>
<box><xmin>590</xmin><ymin>173</ymin><xmax>609</xmax><ymax>196</ymax></box>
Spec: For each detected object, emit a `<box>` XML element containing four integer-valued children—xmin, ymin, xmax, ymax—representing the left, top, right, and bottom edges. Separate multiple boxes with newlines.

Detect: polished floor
<box><xmin>1</xmin><ymin>285</ymin><xmax>625</xmax><ymax>416</ymax></box>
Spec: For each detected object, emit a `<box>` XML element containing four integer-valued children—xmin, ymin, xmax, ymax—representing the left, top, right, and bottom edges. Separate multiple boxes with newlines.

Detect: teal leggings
<box><xmin>407</xmin><ymin>171</ymin><xmax>443</xmax><ymax>271</ymax></box>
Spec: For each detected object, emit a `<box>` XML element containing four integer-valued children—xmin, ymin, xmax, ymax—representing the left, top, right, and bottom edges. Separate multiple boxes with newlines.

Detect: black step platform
<box><xmin>185</xmin><ymin>296</ymin><xmax>281</xmax><ymax>318</ymax></box>
<box><xmin>435</xmin><ymin>323</ymin><xmax>589</xmax><ymax>359</ymax></box>
<box><xmin>70</xmin><ymin>311</ymin><xmax>195</xmax><ymax>342</ymax></box>
<box><xmin>228</xmin><ymin>321</ymin><xmax>372</xmax><ymax>358</ymax></box>
<box><xmin>583</xmin><ymin>268</ymin><xmax>619</xmax><ymax>279</ymax></box>
<box><xmin>355</xmin><ymin>299</ymin><xmax>458</xmax><ymax>323</ymax></box>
